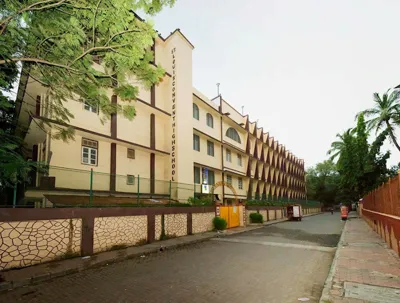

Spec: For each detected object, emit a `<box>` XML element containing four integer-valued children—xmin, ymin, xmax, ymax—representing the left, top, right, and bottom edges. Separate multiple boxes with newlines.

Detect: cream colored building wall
<box><xmin>223</xmin><ymin>149</ymin><xmax>246</xmax><ymax>174</ymax></box>
<box><xmin>194</xmin><ymin>134</ymin><xmax>222</xmax><ymax>170</ymax></box>
<box><xmin>0</xmin><ymin>219</ymin><xmax>81</xmax><ymax>270</ymax></box>
<box><xmin>49</xmin><ymin>135</ymin><xmax>110</xmax><ymax>190</ymax></box>
<box><xmin>117</xmin><ymin>102</ymin><xmax>151</xmax><ymax>147</ymax></box>
<box><xmin>192</xmin><ymin>99</ymin><xmax>221</xmax><ymax>141</ymax></box>
<box><xmin>165</xmin><ymin>32</ymin><xmax>194</xmax><ymax>201</ymax></box>
<box><xmin>221</xmin><ymin>100</ymin><xmax>245</xmax><ymax>126</ymax></box>
<box><xmin>93</xmin><ymin>216</ymin><xmax>147</xmax><ymax>253</ymax></box>
<box><xmin>164</xmin><ymin>214</ymin><xmax>187</xmax><ymax>237</ymax></box>
<box><xmin>155</xmin><ymin>76</ymin><xmax>170</xmax><ymax>113</ymax></box>
<box><xmin>192</xmin><ymin>212</ymin><xmax>214</xmax><ymax>234</ymax></box>
<box><xmin>115</xmin><ymin>145</ymin><xmax>152</xmax><ymax>192</ymax></box>
<box><xmin>65</xmin><ymin>96</ymin><xmax>111</xmax><ymax>135</ymax></box>
<box><xmin>222</xmin><ymin>120</ymin><xmax>246</xmax><ymax>151</ymax></box>
<box><xmin>154</xmin><ymin>113</ymin><xmax>170</xmax><ymax>152</ymax></box>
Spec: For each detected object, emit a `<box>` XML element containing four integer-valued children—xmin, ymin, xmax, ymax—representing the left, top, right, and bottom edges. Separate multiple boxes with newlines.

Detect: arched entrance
<box><xmin>211</xmin><ymin>181</ymin><xmax>240</xmax><ymax>228</ymax></box>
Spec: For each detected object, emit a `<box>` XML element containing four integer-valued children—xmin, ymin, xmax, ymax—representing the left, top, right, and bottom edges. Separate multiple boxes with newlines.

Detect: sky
<box><xmin>152</xmin><ymin>0</ymin><xmax>400</xmax><ymax>168</ymax></box>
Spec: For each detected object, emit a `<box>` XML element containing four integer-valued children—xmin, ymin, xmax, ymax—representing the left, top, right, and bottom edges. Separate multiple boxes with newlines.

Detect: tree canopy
<box><xmin>0</xmin><ymin>0</ymin><xmax>175</xmax><ymax>188</ymax></box>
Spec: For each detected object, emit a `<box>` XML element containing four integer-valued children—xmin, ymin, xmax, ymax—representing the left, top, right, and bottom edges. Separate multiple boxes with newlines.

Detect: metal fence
<box><xmin>5</xmin><ymin>165</ymin><xmax>319</xmax><ymax>208</ymax></box>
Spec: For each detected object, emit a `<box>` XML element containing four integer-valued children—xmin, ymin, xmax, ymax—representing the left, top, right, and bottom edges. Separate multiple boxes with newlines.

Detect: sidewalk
<box><xmin>320</xmin><ymin>214</ymin><xmax>400</xmax><ymax>303</ymax></box>
<box><xmin>0</xmin><ymin>216</ymin><xmax>293</xmax><ymax>292</ymax></box>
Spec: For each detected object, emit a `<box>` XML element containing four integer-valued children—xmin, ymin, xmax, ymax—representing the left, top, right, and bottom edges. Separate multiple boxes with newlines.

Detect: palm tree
<box><xmin>358</xmin><ymin>89</ymin><xmax>400</xmax><ymax>152</ymax></box>
<box><xmin>327</xmin><ymin>129</ymin><xmax>354</xmax><ymax>160</ymax></box>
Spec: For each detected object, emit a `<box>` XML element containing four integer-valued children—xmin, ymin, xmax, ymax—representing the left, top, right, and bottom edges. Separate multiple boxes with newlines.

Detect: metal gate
<box><xmin>219</xmin><ymin>206</ymin><xmax>240</xmax><ymax>228</ymax></box>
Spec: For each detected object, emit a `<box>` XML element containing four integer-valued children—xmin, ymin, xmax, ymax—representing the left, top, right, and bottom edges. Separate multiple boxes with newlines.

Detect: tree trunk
<box><xmin>386</xmin><ymin>121</ymin><xmax>400</xmax><ymax>152</ymax></box>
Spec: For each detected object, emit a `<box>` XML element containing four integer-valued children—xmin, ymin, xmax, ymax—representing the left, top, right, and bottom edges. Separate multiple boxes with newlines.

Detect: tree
<box><xmin>0</xmin><ymin>0</ymin><xmax>175</xmax><ymax>188</ymax></box>
<box><xmin>358</xmin><ymin>89</ymin><xmax>400</xmax><ymax>152</ymax></box>
<box><xmin>327</xmin><ymin>129</ymin><xmax>354</xmax><ymax>161</ymax></box>
<box><xmin>306</xmin><ymin>160</ymin><xmax>340</xmax><ymax>207</ymax></box>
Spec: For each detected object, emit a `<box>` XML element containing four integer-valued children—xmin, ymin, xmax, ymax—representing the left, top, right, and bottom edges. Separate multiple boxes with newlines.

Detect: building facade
<box><xmin>16</xmin><ymin>28</ymin><xmax>306</xmax><ymax>204</ymax></box>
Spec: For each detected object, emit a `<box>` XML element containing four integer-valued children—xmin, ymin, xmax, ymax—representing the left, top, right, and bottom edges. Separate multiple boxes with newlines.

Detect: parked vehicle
<box><xmin>287</xmin><ymin>205</ymin><xmax>302</xmax><ymax>221</ymax></box>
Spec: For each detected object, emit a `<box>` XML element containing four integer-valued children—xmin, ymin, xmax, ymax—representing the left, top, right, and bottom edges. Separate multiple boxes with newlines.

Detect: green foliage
<box><xmin>0</xmin><ymin>0</ymin><xmax>175</xmax><ymax>189</ymax></box>
<box><xmin>213</xmin><ymin>217</ymin><xmax>227</xmax><ymax>231</ymax></box>
<box><xmin>306</xmin><ymin>160</ymin><xmax>340</xmax><ymax>207</ymax></box>
<box><xmin>187</xmin><ymin>196</ymin><xmax>214</xmax><ymax>206</ymax></box>
<box><xmin>249</xmin><ymin>212</ymin><xmax>263</xmax><ymax>223</ymax></box>
<box><xmin>358</xmin><ymin>89</ymin><xmax>400</xmax><ymax>151</ymax></box>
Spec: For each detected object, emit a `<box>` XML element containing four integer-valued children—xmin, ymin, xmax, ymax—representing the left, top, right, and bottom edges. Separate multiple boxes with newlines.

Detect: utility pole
<box><xmin>241</xmin><ymin>106</ymin><xmax>244</xmax><ymax>115</ymax></box>
<box><xmin>217</xmin><ymin>83</ymin><xmax>220</xmax><ymax>96</ymax></box>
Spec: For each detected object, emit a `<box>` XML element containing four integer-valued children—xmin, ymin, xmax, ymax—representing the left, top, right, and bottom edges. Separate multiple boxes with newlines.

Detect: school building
<box><xmin>15</xmin><ymin>27</ymin><xmax>306</xmax><ymax>205</ymax></box>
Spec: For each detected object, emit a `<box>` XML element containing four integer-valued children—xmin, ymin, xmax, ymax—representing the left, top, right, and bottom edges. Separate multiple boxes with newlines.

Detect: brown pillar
<box><xmin>187</xmin><ymin>213</ymin><xmax>193</xmax><ymax>235</ymax></box>
<box><xmin>151</xmin><ymin>85</ymin><xmax>155</xmax><ymax>107</ymax></box>
<box><xmin>150</xmin><ymin>114</ymin><xmax>155</xmax><ymax>149</ymax></box>
<box><xmin>81</xmin><ymin>216</ymin><xmax>94</xmax><ymax>256</ymax></box>
<box><xmin>111</xmin><ymin>95</ymin><xmax>117</xmax><ymax>139</ymax></box>
<box><xmin>110</xmin><ymin>143</ymin><xmax>116</xmax><ymax>192</ymax></box>
<box><xmin>147</xmin><ymin>213</ymin><xmax>155</xmax><ymax>243</ymax></box>
<box><xmin>150</xmin><ymin>153</ymin><xmax>155</xmax><ymax>194</ymax></box>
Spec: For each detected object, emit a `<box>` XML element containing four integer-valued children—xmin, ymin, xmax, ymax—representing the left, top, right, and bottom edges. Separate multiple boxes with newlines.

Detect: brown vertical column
<box><xmin>187</xmin><ymin>213</ymin><xmax>193</xmax><ymax>235</ymax></box>
<box><xmin>30</xmin><ymin>145</ymin><xmax>39</xmax><ymax>187</ymax></box>
<box><xmin>150</xmin><ymin>85</ymin><xmax>155</xmax><ymax>107</ymax></box>
<box><xmin>111</xmin><ymin>95</ymin><xmax>117</xmax><ymax>139</ymax></box>
<box><xmin>110</xmin><ymin>143</ymin><xmax>116</xmax><ymax>192</ymax></box>
<box><xmin>150</xmin><ymin>153</ymin><xmax>155</xmax><ymax>194</ymax></box>
<box><xmin>150</xmin><ymin>114</ymin><xmax>155</xmax><ymax>149</ymax></box>
<box><xmin>81</xmin><ymin>215</ymin><xmax>94</xmax><ymax>256</ymax></box>
<box><xmin>147</xmin><ymin>213</ymin><xmax>155</xmax><ymax>243</ymax></box>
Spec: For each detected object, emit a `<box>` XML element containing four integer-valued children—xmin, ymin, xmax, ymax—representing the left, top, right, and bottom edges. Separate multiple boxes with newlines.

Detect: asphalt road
<box><xmin>1</xmin><ymin>213</ymin><xmax>344</xmax><ymax>303</ymax></box>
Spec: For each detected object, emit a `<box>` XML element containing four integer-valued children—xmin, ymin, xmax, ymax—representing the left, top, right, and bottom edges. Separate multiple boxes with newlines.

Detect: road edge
<box><xmin>319</xmin><ymin>217</ymin><xmax>348</xmax><ymax>303</ymax></box>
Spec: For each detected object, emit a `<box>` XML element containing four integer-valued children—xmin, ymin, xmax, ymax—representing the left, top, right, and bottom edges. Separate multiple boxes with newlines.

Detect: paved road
<box><xmin>1</xmin><ymin>214</ymin><xmax>343</xmax><ymax>303</ymax></box>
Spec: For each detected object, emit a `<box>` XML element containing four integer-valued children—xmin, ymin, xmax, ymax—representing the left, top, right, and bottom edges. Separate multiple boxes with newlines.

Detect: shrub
<box><xmin>188</xmin><ymin>196</ymin><xmax>213</xmax><ymax>206</ymax></box>
<box><xmin>213</xmin><ymin>216</ymin><xmax>227</xmax><ymax>230</ymax></box>
<box><xmin>250</xmin><ymin>212</ymin><xmax>263</xmax><ymax>223</ymax></box>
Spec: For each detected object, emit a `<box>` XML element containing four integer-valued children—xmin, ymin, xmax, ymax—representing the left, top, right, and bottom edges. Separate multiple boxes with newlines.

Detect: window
<box><xmin>207</xmin><ymin>141</ymin><xmax>214</xmax><ymax>156</ymax></box>
<box><xmin>194</xmin><ymin>167</ymin><xmax>200</xmax><ymax>184</ymax></box>
<box><xmin>84</xmin><ymin>100</ymin><xmax>98</xmax><ymax>113</ymax></box>
<box><xmin>127</xmin><ymin>175</ymin><xmax>135</xmax><ymax>185</ymax></box>
<box><xmin>226</xmin><ymin>127</ymin><xmax>241</xmax><ymax>143</ymax></box>
<box><xmin>227</xmin><ymin>175</ymin><xmax>232</xmax><ymax>185</ymax></box>
<box><xmin>206</xmin><ymin>113</ymin><xmax>213</xmax><ymax>128</ymax></box>
<box><xmin>193</xmin><ymin>134</ymin><xmax>200</xmax><ymax>151</ymax></box>
<box><xmin>226</xmin><ymin>149</ymin><xmax>231</xmax><ymax>162</ymax></box>
<box><xmin>81</xmin><ymin>138</ymin><xmax>98</xmax><ymax>165</ymax></box>
<box><xmin>237</xmin><ymin>154</ymin><xmax>242</xmax><ymax>166</ymax></box>
<box><xmin>127</xmin><ymin>148</ymin><xmax>135</xmax><ymax>159</ymax></box>
<box><xmin>208</xmin><ymin>170</ymin><xmax>215</xmax><ymax>185</ymax></box>
<box><xmin>238</xmin><ymin>178</ymin><xmax>243</xmax><ymax>190</ymax></box>
<box><xmin>193</xmin><ymin>103</ymin><xmax>199</xmax><ymax>120</ymax></box>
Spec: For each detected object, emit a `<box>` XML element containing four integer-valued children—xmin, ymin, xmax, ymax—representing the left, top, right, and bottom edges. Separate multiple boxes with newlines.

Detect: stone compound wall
<box><xmin>0</xmin><ymin>219</ymin><xmax>81</xmax><ymax>270</ymax></box>
<box><xmin>93</xmin><ymin>216</ymin><xmax>147</xmax><ymax>253</ymax></box>
<box><xmin>0</xmin><ymin>206</ymin><xmax>217</xmax><ymax>270</ymax></box>
<box><xmin>164</xmin><ymin>214</ymin><xmax>187</xmax><ymax>237</ymax></box>
<box><xmin>192</xmin><ymin>212</ymin><xmax>214</xmax><ymax>234</ymax></box>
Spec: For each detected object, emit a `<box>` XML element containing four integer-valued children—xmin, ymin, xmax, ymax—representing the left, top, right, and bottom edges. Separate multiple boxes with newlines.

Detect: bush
<box><xmin>213</xmin><ymin>216</ymin><xmax>227</xmax><ymax>230</ymax></box>
<box><xmin>250</xmin><ymin>212</ymin><xmax>263</xmax><ymax>223</ymax></box>
<box><xmin>188</xmin><ymin>196</ymin><xmax>213</xmax><ymax>206</ymax></box>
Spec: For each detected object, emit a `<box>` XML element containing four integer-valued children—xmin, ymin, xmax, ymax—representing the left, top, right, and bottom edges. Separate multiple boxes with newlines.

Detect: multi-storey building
<box><xmin>15</xmin><ymin>28</ymin><xmax>306</xmax><ymax>205</ymax></box>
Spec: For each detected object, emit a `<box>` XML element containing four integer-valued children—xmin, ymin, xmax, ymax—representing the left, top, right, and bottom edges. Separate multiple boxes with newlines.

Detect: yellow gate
<box><xmin>219</xmin><ymin>206</ymin><xmax>240</xmax><ymax>228</ymax></box>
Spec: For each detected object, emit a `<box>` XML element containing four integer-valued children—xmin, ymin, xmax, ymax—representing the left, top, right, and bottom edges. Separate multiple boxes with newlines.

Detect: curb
<box><xmin>319</xmin><ymin>217</ymin><xmax>348</xmax><ymax>303</ymax></box>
